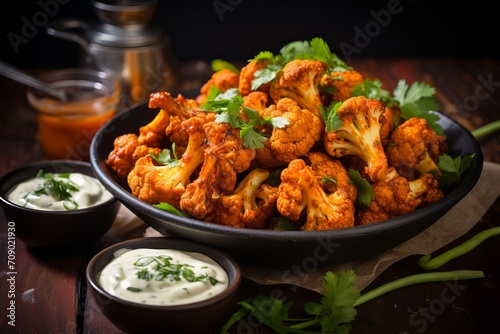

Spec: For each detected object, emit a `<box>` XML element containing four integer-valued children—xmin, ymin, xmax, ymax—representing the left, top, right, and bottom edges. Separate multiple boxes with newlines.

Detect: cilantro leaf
<box><xmin>437</xmin><ymin>153</ymin><xmax>476</xmax><ymax>187</ymax></box>
<box><xmin>252</xmin><ymin>37</ymin><xmax>349</xmax><ymax>90</ymax></box>
<box><xmin>240</xmin><ymin>125</ymin><xmax>267</xmax><ymax>149</ymax></box>
<box><xmin>279</xmin><ymin>40</ymin><xmax>311</xmax><ymax>63</ymax></box>
<box><xmin>205</xmin><ymin>89</ymin><xmax>286</xmax><ymax>149</ymax></box>
<box><xmin>251</xmin><ymin>68</ymin><xmax>277</xmax><ymax>90</ymax></box>
<box><xmin>150</xmin><ymin>148</ymin><xmax>178</xmax><ymax>166</ymax></box>
<box><xmin>264</xmin><ymin>116</ymin><xmax>288</xmax><ymax>129</ymax></box>
<box><xmin>309</xmin><ymin>37</ymin><xmax>351</xmax><ymax>71</ymax></box>
<box><xmin>321</xmin><ymin>102</ymin><xmax>343</xmax><ymax>133</ymax></box>
<box><xmin>251</xmin><ymin>50</ymin><xmax>278</xmax><ymax>62</ymax></box>
<box><xmin>351</xmin><ymin>79</ymin><xmax>394</xmax><ymax>106</ymax></box>
<box><xmin>347</xmin><ymin>169</ymin><xmax>375</xmax><ymax>207</ymax></box>
<box><xmin>393</xmin><ymin>80</ymin><xmax>443</xmax><ymax>135</ymax></box>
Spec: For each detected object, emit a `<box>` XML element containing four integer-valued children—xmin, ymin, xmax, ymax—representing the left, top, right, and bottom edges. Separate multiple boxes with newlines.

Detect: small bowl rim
<box><xmin>26</xmin><ymin>68</ymin><xmax>121</xmax><ymax>116</ymax></box>
<box><xmin>0</xmin><ymin>159</ymin><xmax>119</xmax><ymax>215</ymax></box>
<box><xmin>86</xmin><ymin>236</ymin><xmax>242</xmax><ymax>310</ymax></box>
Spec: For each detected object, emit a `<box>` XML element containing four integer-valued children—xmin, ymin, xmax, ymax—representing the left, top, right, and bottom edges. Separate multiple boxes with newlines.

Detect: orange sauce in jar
<box><xmin>26</xmin><ymin>69</ymin><xmax>121</xmax><ymax>161</ymax></box>
<box><xmin>37</xmin><ymin>107</ymin><xmax>115</xmax><ymax>161</ymax></box>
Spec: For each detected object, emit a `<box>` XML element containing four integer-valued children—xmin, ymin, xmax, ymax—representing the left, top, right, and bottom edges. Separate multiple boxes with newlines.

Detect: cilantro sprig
<box><xmin>221</xmin><ymin>269</ymin><xmax>484</xmax><ymax>333</ymax></box>
<box><xmin>201</xmin><ymin>87</ymin><xmax>288</xmax><ymax>149</ymax></box>
<box><xmin>221</xmin><ymin>227</ymin><xmax>494</xmax><ymax>333</ymax></box>
<box><xmin>250</xmin><ymin>37</ymin><xmax>351</xmax><ymax>91</ymax></box>
<box><xmin>393</xmin><ymin>80</ymin><xmax>442</xmax><ymax>135</ymax></box>
<box><xmin>352</xmin><ymin>78</ymin><xmax>443</xmax><ymax>134</ymax></box>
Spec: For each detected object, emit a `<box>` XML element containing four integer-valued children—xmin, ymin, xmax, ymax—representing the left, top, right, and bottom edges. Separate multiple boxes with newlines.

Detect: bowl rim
<box><xmin>86</xmin><ymin>236</ymin><xmax>242</xmax><ymax>310</ymax></box>
<box><xmin>90</xmin><ymin>102</ymin><xmax>484</xmax><ymax>241</ymax></box>
<box><xmin>0</xmin><ymin>159</ymin><xmax>119</xmax><ymax>215</ymax></box>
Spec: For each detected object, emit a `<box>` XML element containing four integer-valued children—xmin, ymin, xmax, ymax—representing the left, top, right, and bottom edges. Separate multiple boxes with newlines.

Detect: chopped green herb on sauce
<box><xmin>7</xmin><ymin>171</ymin><xmax>113</xmax><ymax>211</ymax></box>
<box><xmin>98</xmin><ymin>248</ymin><xmax>229</xmax><ymax>306</ymax></box>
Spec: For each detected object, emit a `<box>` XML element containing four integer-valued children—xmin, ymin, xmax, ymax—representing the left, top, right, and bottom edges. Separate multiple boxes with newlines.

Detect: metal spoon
<box><xmin>0</xmin><ymin>60</ymin><xmax>69</xmax><ymax>101</ymax></box>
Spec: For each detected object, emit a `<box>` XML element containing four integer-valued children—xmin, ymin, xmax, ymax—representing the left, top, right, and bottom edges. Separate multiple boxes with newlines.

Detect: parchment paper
<box><xmin>113</xmin><ymin>161</ymin><xmax>500</xmax><ymax>293</ymax></box>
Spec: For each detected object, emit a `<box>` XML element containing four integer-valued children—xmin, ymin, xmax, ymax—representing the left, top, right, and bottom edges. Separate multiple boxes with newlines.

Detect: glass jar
<box><xmin>26</xmin><ymin>68</ymin><xmax>121</xmax><ymax>161</ymax></box>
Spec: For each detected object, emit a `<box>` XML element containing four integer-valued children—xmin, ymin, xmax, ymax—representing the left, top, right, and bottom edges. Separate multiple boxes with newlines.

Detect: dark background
<box><xmin>1</xmin><ymin>0</ymin><xmax>498</xmax><ymax>70</ymax></box>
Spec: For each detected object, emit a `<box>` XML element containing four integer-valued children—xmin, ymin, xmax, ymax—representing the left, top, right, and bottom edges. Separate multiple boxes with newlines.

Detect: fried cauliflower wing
<box><xmin>306</xmin><ymin>151</ymin><xmax>358</xmax><ymax>202</ymax></box>
<box><xmin>269</xmin><ymin>59</ymin><xmax>329</xmax><ymax>117</ymax></box>
<box><xmin>197</xmin><ymin>69</ymin><xmax>239</xmax><ymax>105</ymax></box>
<box><xmin>262</xmin><ymin>98</ymin><xmax>324</xmax><ymax>163</ymax></box>
<box><xmin>386</xmin><ymin>116</ymin><xmax>447</xmax><ymax>180</ymax></box>
<box><xmin>179</xmin><ymin>118</ymin><xmax>256</xmax><ymax>220</ymax></box>
<box><xmin>324</xmin><ymin>96</ymin><xmax>389</xmax><ymax>182</ymax></box>
<box><xmin>126</xmin><ymin>111</ymin><xmax>210</xmax><ymax>208</ymax></box>
<box><xmin>214</xmin><ymin>168</ymin><xmax>278</xmax><ymax>229</ymax></box>
<box><xmin>238</xmin><ymin>59</ymin><xmax>273</xmax><ymax>96</ymax></box>
<box><xmin>320</xmin><ymin>69</ymin><xmax>365</xmax><ymax>103</ymax></box>
<box><xmin>356</xmin><ymin>168</ymin><xmax>444</xmax><ymax>225</ymax></box>
<box><xmin>276</xmin><ymin>159</ymin><xmax>355</xmax><ymax>230</ymax></box>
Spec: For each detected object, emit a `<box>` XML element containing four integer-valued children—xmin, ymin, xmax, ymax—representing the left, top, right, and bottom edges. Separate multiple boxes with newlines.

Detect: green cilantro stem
<box><xmin>221</xmin><ymin>269</ymin><xmax>484</xmax><ymax>334</ymax></box>
<box><xmin>353</xmin><ymin>270</ymin><xmax>484</xmax><ymax>307</ymax></box>
<box><xmin>471</xmin><ymin>120</ymin><xmax>500</xmax><ymax>140</ymax></box>
<box><xmin>419</xmin><ymin>226</ymin><xmax>500</xmax><ymax>270</ymax></box>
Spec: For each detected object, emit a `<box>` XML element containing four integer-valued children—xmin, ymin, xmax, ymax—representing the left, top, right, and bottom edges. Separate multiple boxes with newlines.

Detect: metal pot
<box><xmin>46</xmin><ymin>0</ymin><xmax>180</xmax><ymax>106</ymax></box>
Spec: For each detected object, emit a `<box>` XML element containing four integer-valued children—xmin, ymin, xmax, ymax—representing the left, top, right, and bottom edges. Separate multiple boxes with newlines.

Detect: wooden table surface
<box><xmin>0</xmin><ymin>58</ymin><xmax>499</xmax><ymax>334</ymax></box>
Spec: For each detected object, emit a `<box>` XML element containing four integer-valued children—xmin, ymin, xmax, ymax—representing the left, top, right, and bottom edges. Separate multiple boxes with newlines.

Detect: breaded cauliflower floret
<box><xmin>106</xmin><ymin>133</ymin><xmax>140</xmax><ymax>180</ymax></box>
<box><xmin>180</xmin><ymin>119</ymin><xmax>256</xmax><ymax>220</ymax></box>
<box><xmin>239</xmin><ymin>59</ymin><xmax>273</xmax><ymax>96</ymax></box>
<box><xmin>148</xmin><ymin>91</ymin><xmax>199</xmax><ymax>150</ymax></box>
<box><xmin>386</xmin><ymin>116</ymin><xmax>447</xmax><ymax>180</ymax></box>
<box><xmin>269</xmin><ymin>59</ymin><xmax>329</xmax><ymax>117</ymax></box>
<box><xmin>380</xmin><ymin>105</ymin><xmax>400</xmax><ymax>145</ymax></box>
<box><xmin>137</xmin><ymin>108</ymin><xmax>169</xmax><ymax>148</ymax></box>
<box><xmin>320</xmin><ymin>69</ymin><xmax>365</xmax><ymax>104</ymax></box>
<box><xmin>408</xmin><ymin>172</ymin><xmax>445</xmax><ymax>207</ymax></box>
<box><xmin>261</xmin><ymin>98</ymin><xmax>324</xmax><ymax>163</ymax></box>
<box><xmin>126</xmin><ymin>148</ymin><xmax>204</xmax><ymax>208</ymax></box>
<box><xmin>306</xmin><ymin>151</ymin><xmax>357</xmax><ymax>202</ymax></box>
<box><xmin>243</xmin><ymin>91</ymin><xmax>271</xmax><ymax>116</ymax></box>
<box><xmin>197</xmin><ymin>69</ymin><xmax>239</xmax><ymax>105</ymax></box>
<box><xmin>276</xmin><ymin>159</ymin><xmax>355</xmax><ymax>230</ymax></box>
<box><xmin>324</xmin><ymin>96</ymin><xmax>389</xmax><ymax>183</ymax></box>
<box><xmin>356</xmin><ymin>168</ymin><xmax>444</xmax><ymax>225</ymax></box>
<box><xmin>126</xmin><ymin>111</ymin><xmax>210</xmax><ymax>208</ymax></box>
<box><xmin>214</xmin><ymin>168</ymin><xmax>278</xmax><ymax>229</ymax></box>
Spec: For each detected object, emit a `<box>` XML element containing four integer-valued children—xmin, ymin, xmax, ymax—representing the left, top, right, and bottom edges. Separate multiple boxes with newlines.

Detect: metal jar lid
<box><xmin>89</xmin><ymin>0</ymin><xmax>162</xmax><ymax>48</ymax></box>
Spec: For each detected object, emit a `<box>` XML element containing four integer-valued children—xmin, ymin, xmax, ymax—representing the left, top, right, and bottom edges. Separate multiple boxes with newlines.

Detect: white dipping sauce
<box><xmin>98</xmin><ymin>248</ymin><xmax>229</xmax><ymax>306</ymax></box>
<box><xmin>7</xmin><ymin>172</ymin><xmax>113</xmax><ymax>211</ymax></box>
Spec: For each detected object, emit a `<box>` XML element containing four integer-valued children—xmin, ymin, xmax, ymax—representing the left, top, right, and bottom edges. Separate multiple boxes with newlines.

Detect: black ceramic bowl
<box><xmin>86</xmin><ymin>237</ymin><xmax>241</xmax><ymax>334</ymax></box>
<box><xmin>90</xmin><ymin>102</ymin><xmax>483</xmax><ymax>267</ymax></box>
<box><xmin>0</xmin><ymin>160</ymin><xmax>120</xmax><ymax>249</ymax></box>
